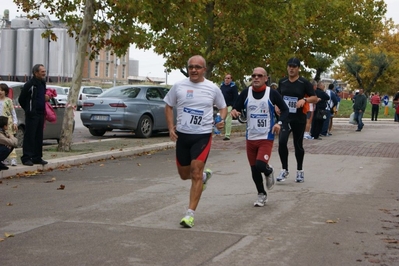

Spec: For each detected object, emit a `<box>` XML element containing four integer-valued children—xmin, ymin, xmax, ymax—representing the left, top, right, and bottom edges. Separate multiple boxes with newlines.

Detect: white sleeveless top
<box><xmin>246</xmin><ymin>86</ymin><xmax>275</xmax><ymax>140</ymax></box>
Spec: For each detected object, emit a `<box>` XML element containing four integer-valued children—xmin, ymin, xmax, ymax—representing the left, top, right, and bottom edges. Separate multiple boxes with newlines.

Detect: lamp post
<box><xmin>164</xmin><ymin>68</ymin><xmax>168</xmax><ymax>85</ymax></box>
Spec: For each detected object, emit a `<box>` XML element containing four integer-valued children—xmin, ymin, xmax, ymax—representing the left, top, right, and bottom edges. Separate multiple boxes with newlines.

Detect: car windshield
<box><xmin>54</xmin><ymin>87</ymin><xmax>67</xmax><ymax>95</ymax></box>
<box><xmin>82</xmin><ymin>87</ymin><xmax>103</xmax><ymax>94</ymax></box>
<box><xmin>100</xmin><ymin>87</ymin><xmax>141</xmax><ymax>98</ymax></box>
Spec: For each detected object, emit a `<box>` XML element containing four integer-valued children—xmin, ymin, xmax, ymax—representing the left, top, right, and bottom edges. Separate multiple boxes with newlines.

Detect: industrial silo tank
<box><xmin>11</xmin><ymin>18</ymin><xmax>29</xmax><ymax>29</ymax></box>
<box><xmin>15</xmin><ymin>28</ymin><xmax>33</xmax><ymax>79</ymax></box>
<box><xmin>64</xmin><ymin>32</ymin><xmax>77</xmax><ymax>78</ymax></box>
<box><xmin>48</xmin><ymin>28</ymin><xmax>67</xmax><ymax>78</ymax></box>
<box><xmin>32</xmin><ymin>28</ymin><xmax>49</xmax><ymax>68</ymax></box>
<box><xmin>0</xmin><ymin>29</ymin><xmax>17</xmax><ymax>79</ymax></box>
<box><xmin>29</xmin><ymin>18</ymin><xmax>50</xmax><ymax>28</ymax></box>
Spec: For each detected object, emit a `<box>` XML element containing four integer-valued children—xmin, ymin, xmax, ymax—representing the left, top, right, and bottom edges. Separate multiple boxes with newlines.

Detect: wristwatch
<box><xmin>303</xmin><ymin>98</ymin><xmax>307</xmax><ymax>102</ymax></box>
<box><xmin>277</xmin><ymin>121</ymin><xmax>283</xmax><ymax>125</ymax></box>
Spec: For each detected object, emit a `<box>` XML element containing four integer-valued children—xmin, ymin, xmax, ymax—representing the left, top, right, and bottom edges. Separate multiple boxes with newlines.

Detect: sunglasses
<box><xmin>187</xmin><ymin>65</ymin><xmax>204</xmax><ymax>70</ymax></box>
<box><xmin>251</xmin><ymin>74</ymin><xmax>264</xmax><ymax>78</ymax></box>
<box><xmin>288</xmin><ymin>64</ymin><xmax>298</xmax><ymax>68</ymax></box>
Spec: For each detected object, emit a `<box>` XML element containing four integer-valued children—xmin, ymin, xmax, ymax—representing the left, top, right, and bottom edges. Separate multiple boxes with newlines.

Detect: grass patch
<box><xmin>335</xmin><ymin>99</ymin><xmax>395</xmax><ymax>119</ymax></box>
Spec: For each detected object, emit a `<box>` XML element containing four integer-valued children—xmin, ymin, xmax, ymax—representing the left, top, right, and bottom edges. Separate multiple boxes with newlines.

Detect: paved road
<box><xmin>0</xmin><ymin>120</ymin><xmax>398</xmax><ymax>265</ymax></box>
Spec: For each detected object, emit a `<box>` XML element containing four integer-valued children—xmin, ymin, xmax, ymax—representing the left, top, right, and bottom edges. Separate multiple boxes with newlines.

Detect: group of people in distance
<box><xmin>0</xmin><ymin>64</ymin><xmax>51</xmax><ymax>171</ymax></box>
<box><xmin>164</xmin><ymin>55</ymin><xmax>322</xmax><ymax>228</ymax></box>
<box><xmin>303</xmin><ymin>81</ymin><xmax>339</xmax><ymax>140</ymax></box>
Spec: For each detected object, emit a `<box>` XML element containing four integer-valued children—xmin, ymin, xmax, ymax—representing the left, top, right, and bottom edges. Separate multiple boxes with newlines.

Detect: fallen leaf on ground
<box><xmin>57</xmin><ymin>184</ymin><xmax>65</xmax><ymax>190</ymax></box>
<box><xmin>4</xmin><ymin>233</ymin><xmax>14</xmax><ymax>238</ymax></box>
<box><xmin>382</xmin><ymin>238</ymin><xmax>398</xmax><ymax>244</ymax></box>
<box><xmin>6</xmin><ymin>203</ymin><xmax>12</xmax><ymax>206</ymax></box>
<box><xmin>326</xmin><ymin>220</ymin><xmax>338</xmax><ymax>224</ymax></box>
<box><xmin>137</xmin><ymin>163</ymin><xmax>141</xmax><ymax>166</ymax></box>
<box><xmin>99</xmin><ymin>164</ymin><xmax>104</xmax><ymax>167</ymax></box>
<box><xmin>44</xmin><ymin>178</ymin><xmax>56</xmax><ymax>183</ymax></box>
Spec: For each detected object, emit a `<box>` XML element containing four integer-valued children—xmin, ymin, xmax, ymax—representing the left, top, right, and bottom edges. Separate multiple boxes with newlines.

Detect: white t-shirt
<box><xmin>164</xmin><ymin>78</ymin><xmax>226</xmax><ymax>134</ymax></box>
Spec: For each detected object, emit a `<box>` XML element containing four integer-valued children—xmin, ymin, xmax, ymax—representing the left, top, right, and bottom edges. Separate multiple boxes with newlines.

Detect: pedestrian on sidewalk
<box><xmin>370</xmin><ymin>92</ymin><xmax>381</xmax><ymax>121</ymax></box>
<box><xmin>164</xmin><ymin>55</ymin><xmax>227</xmax><ymax>228</ymax></box>
<box><xmin>353</xmin><ymin>88</ymin><xmax>367</xmax><ymax>132</ymax></box>
<box><xmin>0</xmin><ymin>83</ymin><xmax>18</xmax><ymax>166</ymax></box>
<box><xmin>276</xmin><ymin>58</ymin><xmax>317</xmax><ymax>183</ymax></box>
<box><xmin>220</xmin><ymin>73</ymin><xmax>238</xmax><ymax>141</ymax></box>
<box><xmin>393</xmin><ymin>91</ymin><xmax>399</xmax><ymax>122</ymax></box>
<box><xmin>304</xmin><ymin>80</ymin><xmax>317</xmax><ymax>139</ymax></box>
<box><xmin>231</xmin><ymin>67</ymin><xmax>288</xmax><ymax>207</ymax></box>
<box><xmin>311</xmin><ymin>82</ymin><xmax>330</xmax><ymax>140</ymax></box>
<box><xmin>0</xmin><ymin>116</ymin><xmax>18</xmax><ymax>170</ymax></box>
<box><xmin>18</xmin><ymin>64</ymin><xmax>48</xmax><ymax>166</ymax></box>
<box><xmin>321</xmin><ymin>83</ymin><xmax>338</xmax><ymax>137</ymax></box>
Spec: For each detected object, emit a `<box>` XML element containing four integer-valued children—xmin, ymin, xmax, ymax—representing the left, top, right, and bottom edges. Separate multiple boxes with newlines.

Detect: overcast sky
<box><xmin>2</xmin><ymin>0</ymin><xmax>399</xmax><ymax>84</ymax></box>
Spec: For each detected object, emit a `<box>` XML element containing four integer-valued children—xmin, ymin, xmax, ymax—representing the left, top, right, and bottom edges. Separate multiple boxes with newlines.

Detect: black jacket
<box><xmin>18</xmin><ymin>77</ymin><xmax>46</xmax><ymax>116</ymax></box>
<box><xmin>314</xmin><ymin>88</ymin><xmax>330</xmax><ymax>111</ymax></box>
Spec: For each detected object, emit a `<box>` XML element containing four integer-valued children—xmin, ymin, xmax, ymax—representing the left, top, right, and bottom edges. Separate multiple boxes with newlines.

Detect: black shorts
<box><xmin>176</xmin><ymin>131</ymin><xmax>212</xmax><ymax>166</ymax></box>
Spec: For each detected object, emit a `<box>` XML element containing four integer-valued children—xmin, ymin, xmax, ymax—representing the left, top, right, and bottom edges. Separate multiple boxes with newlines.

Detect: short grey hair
<box><xmin>32</xmin><ymin>64</ymin><xmax>44</xmax><ymax>75</ymax></box>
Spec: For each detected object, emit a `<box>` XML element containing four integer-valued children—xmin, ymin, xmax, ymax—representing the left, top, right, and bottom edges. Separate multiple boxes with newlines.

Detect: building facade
<box><xmin>0</xmin><ymin>16</ymin><xmax>129</xmax><ymax>84</ymax></box>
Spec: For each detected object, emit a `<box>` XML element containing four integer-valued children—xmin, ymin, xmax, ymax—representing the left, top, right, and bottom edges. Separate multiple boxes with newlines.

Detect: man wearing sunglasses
<box><xmin>276</xmin><ymin>58</ymin><xmax>317</xmax><ymax>183</ymax></box>
<box><xmin>164</xmin><ymin>55</ymin><xmax>227</xmax><ymax>228</ymax></box>
<box><xmin>231</xmin><ymin>67</ymin><xmax>289</xmax><ymax>207</ymax></box>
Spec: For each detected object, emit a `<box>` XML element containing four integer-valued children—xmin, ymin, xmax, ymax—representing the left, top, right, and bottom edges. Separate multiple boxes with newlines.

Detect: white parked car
<box><xmin>46</xmin><ymin>85</ymin><xmax>68</xmax><ymax>104</ymax></box>
<box><xmin>77</xmin><ymin>86</ymin><xmax>103</xmax><ymax>110</ymax></box>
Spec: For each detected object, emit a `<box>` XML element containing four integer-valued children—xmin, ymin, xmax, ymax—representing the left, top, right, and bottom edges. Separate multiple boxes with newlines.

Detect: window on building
<box><xmin>105</xmin><ymin>63</ymin><xmax>109</xmax><ymax>77</ymax></box>
<box><xmin>122</xmin><ymin>65</ymin><xmax>125</xmax><ymax>78</ymax></box>
<box><xmin>95</xmin><ymin>62</ymin><xmax>99</xmax><ymax>76</ymax></box>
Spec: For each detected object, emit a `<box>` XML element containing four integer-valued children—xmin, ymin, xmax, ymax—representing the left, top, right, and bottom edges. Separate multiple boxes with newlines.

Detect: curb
<box><xmin>0</xmin><ymin>141</ymin><xmax>176</xmax><ymax>179</ymax></box>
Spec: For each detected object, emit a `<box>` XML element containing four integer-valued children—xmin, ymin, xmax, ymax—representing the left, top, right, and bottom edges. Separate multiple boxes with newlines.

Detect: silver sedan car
<box><xmin>80</xmin><ymin>85</ymin><xmax>171</xmax><ymax>138</ymax></box>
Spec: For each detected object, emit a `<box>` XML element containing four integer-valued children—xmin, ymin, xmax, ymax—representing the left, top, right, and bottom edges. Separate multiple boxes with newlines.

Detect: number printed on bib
<box><xmin>182</xmin><ymin>107</ymin><xmax>204</xmax><ymax>130</ymax></box>
<box><xmin>249</xmin><ymin>113</ymin><xmax>269</xmax><ymax>134</ymax></box>
<box><xmin>283</xmin><ymin>96</ymin><xmax>298</xmax><ymax>113</ymax></box>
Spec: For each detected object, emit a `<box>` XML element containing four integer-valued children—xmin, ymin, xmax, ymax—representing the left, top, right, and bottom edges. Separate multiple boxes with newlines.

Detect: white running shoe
<box><xmin>296</xmin><ymin>170</ymin><xmax>305</xmax><ymax>183</ymax></box>
<box><xmin>277</xmin><ymin>169</ymin><xmax>289</xmax><ymax>182</ymax></box>
<box><xmin>265</xmin><ymin>166</ymin><xmax>275</xmax><ymax>190</ymax></box>
<box><xmin>254</xmin><ymin>193</ymin><xmax>268</xmax><ymax>207</ymax></box>
<box><xmin>202</xmin><ymin>168</ymin><xmax>212</xmax><ymax>191</ymax></box>
<box><xmin>11</xmin><ymin>158</ymin><xmax>17</xmax><ymax>166</ymax></box>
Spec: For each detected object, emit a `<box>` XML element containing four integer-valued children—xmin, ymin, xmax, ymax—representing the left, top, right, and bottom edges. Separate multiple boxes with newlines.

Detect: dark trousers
<box><xmin>371</xmin><ymin>105</ymin><xmax>379</xmax><ymax>121</ymax></box>
<box><xmin>278</xmin><ymin>121</ymin><xmax>306</xmax><ymax>171</ymax></box>
<box><xmin>0</xmin><ymin>145</ymin><xmax>13</xmax><ymax>162</ymax></box>
<box><xmin>21</xmin><ymin>113</ymin><xmax>45</xmax><ymax>163</ymax></box>
<box><xmin>311</xmin><ymin>116</ymin><xmax>325</xmax><ymax>139</ymax></box>
<box><xmin>321</xmin><ymin>110</ymin><xmax>332</xmax><ymax>135</ymax></box>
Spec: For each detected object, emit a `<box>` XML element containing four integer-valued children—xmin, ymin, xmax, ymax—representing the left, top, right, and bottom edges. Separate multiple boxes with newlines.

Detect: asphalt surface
<box><xmin>0</xmin><ymin>118</ymin><xmax>398</xmax><ymax>265</ymax></box>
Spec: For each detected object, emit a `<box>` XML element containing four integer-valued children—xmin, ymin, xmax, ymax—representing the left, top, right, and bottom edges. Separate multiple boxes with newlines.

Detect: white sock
<box><xmin>202</xmin><ymin>172</ymin><xmax>207</xmax><ymax>183</ymax></box>
<box><xmin>187</xmin><ymin>209</ymin><xmax>195</xmax><ymax>217</ymax></box>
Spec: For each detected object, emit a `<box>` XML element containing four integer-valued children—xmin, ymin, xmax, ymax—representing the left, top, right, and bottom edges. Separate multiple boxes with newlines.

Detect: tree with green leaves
<box><xmin>14</xmin><ymin>0</ymin><xmax>387</xmax><ymax>151</ymax></box>
<box><xmin>333</xmin><ymin>20</ymin><xmax>399</xmax><ymax>96</ymax></box>
<box><xmin>15</xmin><ymin>0</ymin><xmax>149</xmax><ymax>151</ymax></box>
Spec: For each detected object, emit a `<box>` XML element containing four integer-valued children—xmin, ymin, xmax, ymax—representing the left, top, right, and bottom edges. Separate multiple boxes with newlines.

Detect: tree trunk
<box><xmin>57</xmin><ymin>0</ymin><xmax>95</xmax><ymax>152</ymax></box>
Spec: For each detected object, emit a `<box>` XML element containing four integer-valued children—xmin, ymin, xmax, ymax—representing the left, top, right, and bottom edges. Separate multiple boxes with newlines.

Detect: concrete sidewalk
<box><xmin>1</xmin><ymin>117</ymin><xmax>398</xmax><ymax>180</ymax></box>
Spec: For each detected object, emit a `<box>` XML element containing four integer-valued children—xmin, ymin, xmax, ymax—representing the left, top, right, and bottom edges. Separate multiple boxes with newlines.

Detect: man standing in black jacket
<box><xmin>18</xmin><ymin>64</ymin><xmax>48</xmax><ymax>166</ymax></box>
<box><xmin>220</xmin><ymin>74</ymin><xmax>238</xmax><ymax>140</ymax></box>
<box><xmin>311</xmin><ymin>82</ymin><xmax>330</xmax><ymax>139</ymax></box>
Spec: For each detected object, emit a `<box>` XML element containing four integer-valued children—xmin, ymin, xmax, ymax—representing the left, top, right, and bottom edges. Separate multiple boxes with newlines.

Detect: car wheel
<box><xmin>135</xmin><ymin>115</ymin><xmax>153</xmax><ymax>138</ymax></box>
<box><xmin>89</xmin><ymin>128</ymin><xmax>106</xmax><ymax>136</ymax></box>
<box><xmin>16</xmin><ymin>126</ymin><xmax>25</xmax><ymax>148</ymax></box>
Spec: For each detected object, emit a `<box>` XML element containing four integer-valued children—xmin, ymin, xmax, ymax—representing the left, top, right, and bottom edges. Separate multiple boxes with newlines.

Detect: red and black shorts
<box><xmin>176</xmin><ymin>131</ymin><xmax>212</xmax><ymax>167</ymax></box>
